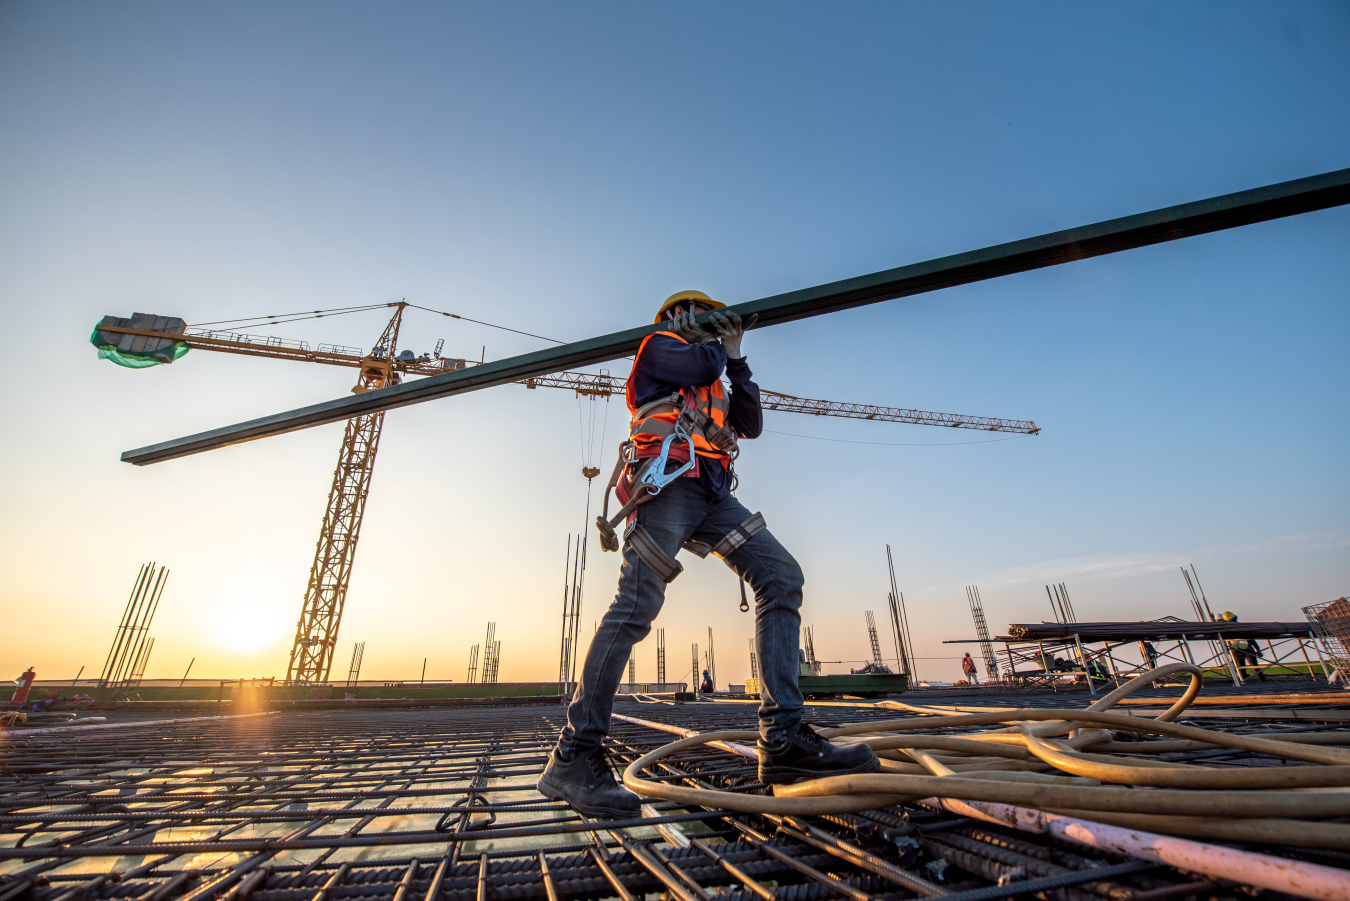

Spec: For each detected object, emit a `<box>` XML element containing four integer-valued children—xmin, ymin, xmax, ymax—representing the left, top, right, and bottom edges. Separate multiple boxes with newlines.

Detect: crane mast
<box><xmin>285</xmin><ymin>305</ymin><xmax>405</xmax><ymax>684</ymax></box>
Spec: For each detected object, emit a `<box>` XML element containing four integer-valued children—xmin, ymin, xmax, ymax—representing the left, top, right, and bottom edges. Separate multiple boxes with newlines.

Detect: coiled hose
<box><xmin>622</xmin><ymin>663</ymin><xmax>1350</xmax><ymax>853</ymax></box>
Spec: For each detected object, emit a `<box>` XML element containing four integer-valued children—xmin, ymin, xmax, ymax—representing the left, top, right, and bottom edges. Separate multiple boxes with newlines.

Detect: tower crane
<box><xmin>92</xmin><ymin>303</ymin><xmax>1038</xmax><ymax>683</ymax></box>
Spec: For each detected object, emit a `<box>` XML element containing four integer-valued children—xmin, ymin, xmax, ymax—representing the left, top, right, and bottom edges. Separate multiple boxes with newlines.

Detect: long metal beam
<box><xmin>122</xmin><ymin>167</ymin><xmax>1350</xmax><ymax>465</ymax></box>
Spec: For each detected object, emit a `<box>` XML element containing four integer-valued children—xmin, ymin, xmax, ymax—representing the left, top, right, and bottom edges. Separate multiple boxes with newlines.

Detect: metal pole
<box><xmin>1190</xmin><ymin>565</ymin><xmax>1218</xmax><ymax>622</ymax></box>
<box><xmin>101</xmin><ymin>563</ymin><xmax>150</xmax><ymax>686</ymax></box>
<box><xmin>1309</xmin><ymin>630</ymin><xmax>1334</xmax><ymax>682</ymax></box>
<box><xmin>1297</xmin><ymin>635</ymin><xmax>1316</xmax><ymax>680</ymax></box>
<box><xmin>1073</xmin><ymin>634</ymin><xmax>1096</xmax><ymax>696</ymax></box>
<box><xmin>122</xmin><ymin>168</ymin><xmax>1350</xmax><ymax>465</ymax></box>
<box><xmin>1179</xmin><ymin>635</ymin><xmax>1195</xmax><ymax>665</ymax></box>
<box><xmin>1214</xmin><ymin>631</ymin><xmax>1244</xmax><ymax>687</ymax></box>
<box><xmin>1103</xmin><ymin>643</ymin><xmax>1121</xmax><ymax>680</ymax></box>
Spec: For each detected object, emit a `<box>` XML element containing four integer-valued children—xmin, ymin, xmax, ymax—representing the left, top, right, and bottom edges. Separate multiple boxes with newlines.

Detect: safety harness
<box><xmin>595</xmin><ymin>334</ymin><xmax>767</xmax><ymax>591</ymax></box>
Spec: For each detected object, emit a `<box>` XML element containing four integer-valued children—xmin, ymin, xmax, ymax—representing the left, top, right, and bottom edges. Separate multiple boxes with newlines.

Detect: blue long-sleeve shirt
<box><xmin>629</xmin><ymin>335</ymin><xmax>762</xmax><ymax>500</ymax></box>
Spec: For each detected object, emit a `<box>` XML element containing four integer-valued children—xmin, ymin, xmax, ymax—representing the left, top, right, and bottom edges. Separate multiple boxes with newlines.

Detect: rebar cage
<box><xmin>1</xmin><ymin>704</ymin><xmax>1345</xmax><ymax>901</ymax></box>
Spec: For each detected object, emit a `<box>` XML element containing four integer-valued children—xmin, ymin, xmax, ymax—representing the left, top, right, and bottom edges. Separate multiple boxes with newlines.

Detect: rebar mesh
<box><xmin>1</xmin><ymin>703</ymin><xmax>1344</xmax><ymax>901</ymax></box>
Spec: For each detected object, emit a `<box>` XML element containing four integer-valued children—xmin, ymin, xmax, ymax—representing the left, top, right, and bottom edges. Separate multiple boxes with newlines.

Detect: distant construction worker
<box><xmin>1086</xmin><ymin>653</ymin><xmax>1111</xmax><ymax>688</ymax></box>
<box><xmin>1139</xmin><ymin>639</ymin><xmax>1158</xmax><ymax>670</ymax></box>
<box><xmin>539</xmin><ymin>290</ymin><xmax>879</xmax><ymax>818</ymax></box>
<box><xmin>700</xmin><ymin>669</ymin><xmax>714</xmax><ymax>694</ymax></box>
<box><xmin>961</xmin><ymin>652</ymin><xmax>979</xmax><ymax>684</ymax></box>
<box><xmin>1221</xmin><ymin>612</ymin><xmax>1266</xmax><ymax>682</ymax></box>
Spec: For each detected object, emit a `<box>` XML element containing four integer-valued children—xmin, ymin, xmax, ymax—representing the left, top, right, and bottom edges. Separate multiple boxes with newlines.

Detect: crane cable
<box><xmin>622</xmin><ymin>662</ymin><xmax>1350</xmax><ymax>853</ymax></box>
<box><xmin>188</xmin><ymin>302</ymin><xmax>568</xmax><ymax>347</ymax></box>
<box><xmin>189</xmin><ymin>303</ymin><xmax>395</xmax><ymax>329</ymax></box>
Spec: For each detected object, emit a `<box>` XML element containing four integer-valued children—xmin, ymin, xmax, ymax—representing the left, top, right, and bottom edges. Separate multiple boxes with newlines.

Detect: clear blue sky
<box><xmin>1</xmin><ymin>1</ymin><xmax>1346</xmax><ymax>685</ymax></box>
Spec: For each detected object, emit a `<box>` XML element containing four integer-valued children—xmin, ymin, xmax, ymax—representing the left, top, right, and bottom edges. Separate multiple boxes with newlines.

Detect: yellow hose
<box><xmin>622</xmin><ymin>663</ymin><xmax>1350</xmax><ymax>850</ymax></box>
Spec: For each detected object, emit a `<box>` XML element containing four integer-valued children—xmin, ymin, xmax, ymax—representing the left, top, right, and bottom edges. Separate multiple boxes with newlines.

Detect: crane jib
<box><xmin>120</xmin><ymin>167</ymin><xmax>1350</xmax><ymax>466</ymax></box>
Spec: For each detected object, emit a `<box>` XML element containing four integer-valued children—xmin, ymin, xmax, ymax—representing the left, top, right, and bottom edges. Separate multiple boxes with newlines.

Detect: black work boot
<box><xmin>538</xmin><ymin>747</ymin><xmax>642</xmax><ymax>819</ymax></box>
<box><xmin>758</xmin><ymin>723</ymin><xmax>881</xmax><ymax>785</ymax></box>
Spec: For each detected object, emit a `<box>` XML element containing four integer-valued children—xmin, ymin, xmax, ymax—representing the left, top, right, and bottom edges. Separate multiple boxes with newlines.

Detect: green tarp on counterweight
<box><xmin>89</xmin><ymin>327</ymin><xmax>190</xmax><ymax>368</ymax></box>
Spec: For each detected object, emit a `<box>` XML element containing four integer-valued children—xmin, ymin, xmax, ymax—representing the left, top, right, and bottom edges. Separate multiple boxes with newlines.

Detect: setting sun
<box><xmin>209</xmin><ymin>598</ymin><xmax>287</xmax><ymax>654</ymax></box>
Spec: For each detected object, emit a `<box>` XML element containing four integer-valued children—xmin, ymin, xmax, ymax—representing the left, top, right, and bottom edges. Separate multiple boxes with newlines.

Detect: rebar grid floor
<box><xmin>0</xmin><ymin>704</ymin><xmax>1345</xmax><ymax>901</ymax></box>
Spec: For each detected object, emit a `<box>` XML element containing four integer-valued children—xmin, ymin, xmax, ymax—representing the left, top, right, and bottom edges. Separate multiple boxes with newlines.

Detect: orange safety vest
<box><xmin>625</xmin><ymin>331</ymin><xmax>737</xmax><ymax>473</ymax></box>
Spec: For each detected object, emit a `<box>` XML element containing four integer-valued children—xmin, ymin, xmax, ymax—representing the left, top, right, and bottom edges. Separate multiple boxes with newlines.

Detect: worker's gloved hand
<box><xmin>707</xmin><ymin>311</ymin><xmax>756</xmax><ymax>359</ymax></box>
<box><xmin>667</xmin><ymin>312</ymin><xmax>715</xmax><ymax>345</ymax></box>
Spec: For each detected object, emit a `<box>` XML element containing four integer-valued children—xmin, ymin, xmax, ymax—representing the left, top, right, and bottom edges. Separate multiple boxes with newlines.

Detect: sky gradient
<box><xmin>1</xmin><ymin>1</ymin><xmax>1347</xmax><ymax>687</ymax></box>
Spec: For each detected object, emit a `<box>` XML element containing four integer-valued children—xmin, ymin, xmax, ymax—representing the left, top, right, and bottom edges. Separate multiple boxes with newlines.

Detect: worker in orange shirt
<box><xmin>961</xmin><ymin>652</ymin><xmax>979</xmax><ymax>684</ymax></box>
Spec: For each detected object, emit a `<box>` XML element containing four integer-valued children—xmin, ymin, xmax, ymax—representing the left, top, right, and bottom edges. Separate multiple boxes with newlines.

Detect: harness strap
<box><xmin>632</xmin><ymin>392</ymin><xmax>684</xmax><ymax>420</ymax></box>
<box><xmin>680</xmin><ymin>512</ymin><xmax>767</xmax><ymax>561</ymax></box>
<box><xmin>596</xmin><ymin>457</ymin><xmax>660</xmax><ymax>553</ymax></box>
<box><xmin>595</xmin><ymin>453</ymin><xmax>630</xmax><ymax>553</ymax></box>
<box><xmin>631</xmin><ymin>389</ymin><xmax>738</xmax><ymax>458</ymax></box>
<box><xmin>709</xmin><ymin>512</ymin><xmax>767</xmax><ymax>559</ymax></box>
<box><xmin>681</xmin><ymin>538</ymin><xmax>714</xmax><ymax>558</ymax></box>
<box><xmin>624</xmin><ymin>523</ymin><xmax>683</xmax><ymax>583</ymax></box>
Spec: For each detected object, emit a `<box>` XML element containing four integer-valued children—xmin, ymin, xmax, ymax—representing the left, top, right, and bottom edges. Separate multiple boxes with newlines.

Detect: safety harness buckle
<box><xmin>637</xmin><ymin>429</ymin><xmax>696</xmax><ymax>494</ymax></box>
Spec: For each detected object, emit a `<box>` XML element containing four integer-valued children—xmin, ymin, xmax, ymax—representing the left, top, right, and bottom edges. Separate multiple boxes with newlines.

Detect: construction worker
<box><xmin>961</xmin><ymin>652</ymin><xmax>979</xmax><ymax>684</ymax></box>
<box><xmin>700</xmin><ymin>669</ymin><xmax>714</xmax><ymax>694</ymax></box>
<box><xmin>539</xmin><ymin>290</ymin><xmax>879</xmax><ymax>818</ymax></box>
<box><xmin>1086</xmin><ymin>653</ymin><xmax>1111</xmax><ymax>688</ymax></box>
<box><xmin>1221</xmin><ymin>612</ymin><xmax>1266</xmax><ymax>682</ymax></box>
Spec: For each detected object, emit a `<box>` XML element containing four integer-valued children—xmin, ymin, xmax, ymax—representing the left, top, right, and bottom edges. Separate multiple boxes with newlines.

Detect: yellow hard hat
<box><xmin>654</xmin><ymin>290</ymin><xmax>725</xmax><ymax>323</ymax></box>
<box><xmin>1221</xmin><ymin>611</ymin><xmax>1237</xmax><ymax>621</ymax></box>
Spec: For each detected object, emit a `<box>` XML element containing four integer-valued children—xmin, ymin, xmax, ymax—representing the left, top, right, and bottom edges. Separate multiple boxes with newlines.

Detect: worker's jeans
<box><xmin>557</xmin><ymin>476</ymin><xmax>805</xmax><ymax>757</ymax></box>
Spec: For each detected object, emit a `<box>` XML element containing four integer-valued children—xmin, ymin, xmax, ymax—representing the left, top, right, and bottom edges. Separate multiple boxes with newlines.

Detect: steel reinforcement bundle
<box><xmin>622</xmin><ymin>663</ymin><xmax>1350</xmax><ymax>900</ymax></box>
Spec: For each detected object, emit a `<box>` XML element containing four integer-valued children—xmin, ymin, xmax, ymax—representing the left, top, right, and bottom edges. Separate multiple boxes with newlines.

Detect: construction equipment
<box><xmin>966</xmin><ymin>584</ymin><xmax>1000</xmax><ymax>682</ymax></box>
<box><xmin>655</xmin><ymin>628</ymin><xmax>666</xmax><ymax>685</ymax></box>
<box><xmin>1046</xmin><ymin>582</ymin><xmax>1077</xmax><ymax>623</ymax></box>
<box><xmin>802</xmin><ymin>627</ymin><xmax>821</xmax><ymax>676</ymax></box>
<box><xmin>345</xmin><ymin>643</ymin><xmax>364</xmax><ymax>688</ymax></box>
<box><xmin>9</xmin><ymin>668</ymin><xmax>36</xmax><ymax>707</ymax></box>
<box><xmin>864</xmin><ymin>611</ymin><xmax>885</xmax><ymax>669</ymax></box>
<box><xmin>93</xmin><ymin>304</ymin><xmax>1033</xmax><ymax>684</ymax></box>
<box><xmin>466</xmin><ymin>643</ymin><xmax>480</xmax><ymax>684</ymax></box>
<box><xmin>885</xmin><ymin>545</ymin><xmax>915</xmax><ymax>679</ymax></box>
<box><xmin>1305</xmin><ymin>597</ymin><xmax>1350</xmax><ymax>684</ymax></box>
<box><xmin>557</xmin><ymin>534</ymin><xmax>586</xmax><ymax>694</ymax></box>
<box><xmin>706</xmin><ymin>628</ymin><xmax>716</xmax><ymax>692</ymax></box>
<box><xmin>480</xmin><ymin>623</ymin><xmax>501</xmax><ymax>684</ymax></box>
<box><xmin>99</xmin><ymin>563</ymin><xmax>168</xmax><ymax>690</ymax></box>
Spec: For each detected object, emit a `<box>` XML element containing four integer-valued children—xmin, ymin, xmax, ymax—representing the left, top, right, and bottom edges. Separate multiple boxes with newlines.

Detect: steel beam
<box><xmin>122</xmin><ymin>167</ymin><xmax>1350</xmax><ymax>465</ymax></box>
